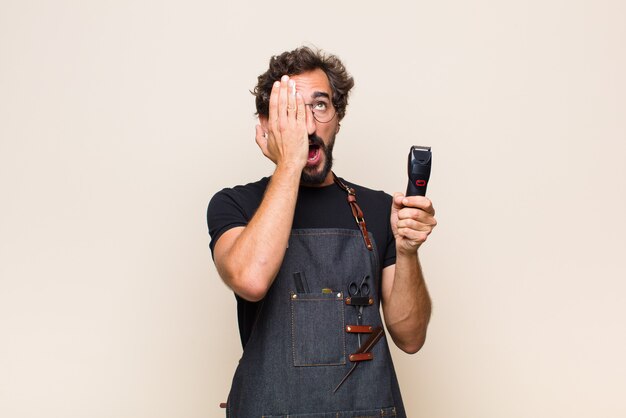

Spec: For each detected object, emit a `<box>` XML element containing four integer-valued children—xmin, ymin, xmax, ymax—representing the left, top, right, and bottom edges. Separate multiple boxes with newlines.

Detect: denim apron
<box><xmin>226</xmin><ymin>181</ymin><xmax>406</xmax><ymax>417</ymax></box>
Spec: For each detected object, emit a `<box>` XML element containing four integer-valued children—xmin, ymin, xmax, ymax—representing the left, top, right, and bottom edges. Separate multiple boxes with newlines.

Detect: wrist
<box><xmin>274</xmin><ymin>162</ymin><xmax>303</xmax><ymax>180</ymax></box>
<box><xmin>396</xmin><ymin>244</ymin><xmax>420</xmax><ymax>258</ymax></box>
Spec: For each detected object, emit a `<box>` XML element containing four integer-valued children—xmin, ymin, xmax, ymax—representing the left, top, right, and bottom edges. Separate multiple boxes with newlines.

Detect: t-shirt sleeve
<box><xmin>382</xmin><ymin>193</ymin><xmax>397</xmax><ymax>269</ymax></box>
<box><xmin>206</xmin><ymin>189</ymin><xmax>249</xmax><ymax>258</ymax></box>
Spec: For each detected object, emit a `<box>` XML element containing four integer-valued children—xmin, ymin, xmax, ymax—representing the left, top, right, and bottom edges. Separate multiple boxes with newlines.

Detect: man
<box><xmin>207</xmin><ymin>46</ymin><xmax>436</xmax><ymax>417</ymax></box>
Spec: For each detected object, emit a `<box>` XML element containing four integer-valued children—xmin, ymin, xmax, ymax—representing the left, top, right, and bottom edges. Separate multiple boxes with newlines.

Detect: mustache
<box><xmin>308</xmin><ymin>134</ymin><xmax>324</xmax><ymax>147</ymax></box>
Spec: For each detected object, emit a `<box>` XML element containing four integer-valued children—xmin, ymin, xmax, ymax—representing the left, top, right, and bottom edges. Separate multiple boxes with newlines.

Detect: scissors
<box><xmin>347</xmin><ymin>275</ymin><xmax>370</xmax><ymax>346</ymax></box>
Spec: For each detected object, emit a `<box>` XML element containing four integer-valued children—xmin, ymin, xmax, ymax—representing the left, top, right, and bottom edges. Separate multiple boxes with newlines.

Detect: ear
<box><xmin>259</xmin><ymin>115</ymin><xmax>269</xmax><ymax>133</ymax></box>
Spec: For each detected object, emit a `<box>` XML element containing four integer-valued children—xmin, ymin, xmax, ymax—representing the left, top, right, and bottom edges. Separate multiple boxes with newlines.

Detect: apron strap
<box><xmin>333</xmin><ymin>173</ymin><xmax>374</xmax><ymax>251</ymax></box>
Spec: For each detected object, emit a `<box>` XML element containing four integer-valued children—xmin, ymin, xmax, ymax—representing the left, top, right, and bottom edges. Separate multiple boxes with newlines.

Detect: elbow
<box><xmin>236</xmin><ymin>281</ymin><xmax>269</xmax><ymax>302</ymax></box>
<box><xmin>216</xmin><ymin>260</ymin><xmax>273</xmax><ymax>302</ymax></box>
<box><xmin>392</xmin><ymin>329</ymin><xmax>427</xmax><ymax>354</ymax></box>
<box><xmin>385</xmin><ymin>313</ymin><xmax>430</xmax><ymax>354</ymax></box>
<box><xmin>399</xmin><ymin>335</ymin><xmax>426</xmax><ymax>354</ymax></box>
<box><xmin>228</xmin><ymin>271</ymin><xmax>272</xmax><ymax>302</ymax></box>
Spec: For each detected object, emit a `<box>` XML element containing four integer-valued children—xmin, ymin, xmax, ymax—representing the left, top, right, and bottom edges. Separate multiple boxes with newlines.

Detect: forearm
<box><xmin>215</xmin><ymin>76</ymin><xmax>311</xmax><ymax>301</ymax></box>
<box><xmin>216</xmin><ymin>164</ymin><xmax>301</xmax><ymax>301</ymax></box>
<box><xmin>383</xmin><ymin>250</ymin><xmax>432</xmax><ymax>353</ymax></box>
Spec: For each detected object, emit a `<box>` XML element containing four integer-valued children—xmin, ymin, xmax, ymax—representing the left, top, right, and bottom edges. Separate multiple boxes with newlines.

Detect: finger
<box><xmin>396</xmin><ymin>207</ymin><xmax>421</xmax><ymax>220</ymax></box>
<box><xmin>296</xmin><ymin>91</ymin><xmax>306</xmax><ymax>123</ymax></box>
<box><xmin>268</xmin><ymin>80</ymin><xmax>280</xmax><ymax>130</ymax></box>
<box><xmin>397</xmin><ymin>218</ymin><xmax>436</xmax><ymax>232</ymax></box>
<box><xmin>398</xmin><ymin>208</ymin><xmax>437</xmax><ymax>226</ymax></box>
<box><xmin>397</xmin><ymin>227</ymin><xmax>430</xmax><ymax>243</ymax></box>
<box><xmin>278</xmin><ymin>75</ymin><xmax>289</xmax><ymax>122</ymax></box>
<box><xmin>401</xmin><ymin>196</ymin><xmax>435</xmax><ymax>215</ymax></box>
<box><xmin>287</xmin><ymin>79</ymin><xmax>297</xmax><ymax>120</ymax></box>
<box><xmin>392</xmin><ymin>192</ymin><xmax>405</xmax><ymax>211</ymax></box>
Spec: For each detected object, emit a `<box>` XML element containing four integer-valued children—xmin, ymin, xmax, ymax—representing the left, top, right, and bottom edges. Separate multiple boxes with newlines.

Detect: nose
<box><xmin>305</xmin><ymin>105</ymin><xmax>317</xmax><ymax>135</ymax></box>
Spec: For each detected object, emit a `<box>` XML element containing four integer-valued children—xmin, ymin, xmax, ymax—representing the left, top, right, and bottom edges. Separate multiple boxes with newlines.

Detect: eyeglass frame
<box><xmin>303</xmin><ymin>100</ymin><xmax>337</xmax><ymax>123</ymax></box>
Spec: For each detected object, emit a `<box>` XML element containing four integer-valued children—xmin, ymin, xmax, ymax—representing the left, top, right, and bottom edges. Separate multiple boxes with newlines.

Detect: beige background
<box><xmin>1</xmin><ymin>1</ymin><xmax>625</xmax><ymax>417</ymax></box>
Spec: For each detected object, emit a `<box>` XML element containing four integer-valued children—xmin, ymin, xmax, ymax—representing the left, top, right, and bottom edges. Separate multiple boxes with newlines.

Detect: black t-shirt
<box><xmin>207</xmin><ymin>176</ymin><xmax>396</xmax><ymax>347</ymax></box>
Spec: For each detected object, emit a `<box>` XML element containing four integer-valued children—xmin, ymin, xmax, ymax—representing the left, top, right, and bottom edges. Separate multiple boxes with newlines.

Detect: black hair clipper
<box><xmin>406</xmin><ymin>146</ymin><xmax>432</xmax><ymax>196</ymax></box>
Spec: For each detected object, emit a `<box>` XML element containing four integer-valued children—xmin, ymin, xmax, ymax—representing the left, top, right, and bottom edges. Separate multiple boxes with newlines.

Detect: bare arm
<box><xmin>213</xmin><ymin>76</ymin><xmax>308</xmax><ymax>301</ymax></box>
<box><xmin>381</xmin><ymin>194</ymin><xmax>437</xmax><ymax>353</ymax></box>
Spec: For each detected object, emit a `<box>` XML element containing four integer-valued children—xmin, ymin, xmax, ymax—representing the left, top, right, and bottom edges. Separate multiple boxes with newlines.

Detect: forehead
<box><xmin>290</xmin><ymin>68</ymin><xmax>332</xmax><ymax>99</ymax></box>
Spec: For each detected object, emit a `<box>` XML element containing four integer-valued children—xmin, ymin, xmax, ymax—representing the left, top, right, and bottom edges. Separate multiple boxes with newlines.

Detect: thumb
<box><xmin>392</xmin><ymin>192</ymin><xmax>405</xmax><ymax>213</ymax></box>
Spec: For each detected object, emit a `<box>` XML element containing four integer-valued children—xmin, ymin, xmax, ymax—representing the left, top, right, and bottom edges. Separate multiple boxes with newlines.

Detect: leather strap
<box><xmin>345</xmin><ymin>296</ymin><xmax>374</xmax><ymax>306</ymax></box>
<box><xmin>333</xmin><ymin>173</ymin><xmax>374</xmax><ymax>251</ymax></box>
<box><xmin>345</xmin><ymin>325</ymin><xmax>374</xmax><ymax>333</ymax></box>
<box><xmin>349</xmin><ymin>352</ymin><xmax>374</xmax><ymax>362</ymax></box>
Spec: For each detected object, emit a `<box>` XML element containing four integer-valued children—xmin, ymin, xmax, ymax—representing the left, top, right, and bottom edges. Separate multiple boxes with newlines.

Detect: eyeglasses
<box><xmin>304</xmin><ymin>100</ymin><xmax>336</xmax><ymax>123</ymax></box>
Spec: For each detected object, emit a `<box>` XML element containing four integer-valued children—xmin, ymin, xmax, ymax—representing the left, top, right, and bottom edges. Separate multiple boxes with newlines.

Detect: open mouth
<box><xmin>307</xmin><ymin>144</ymin><xmax>321</xmax><ymax>165</ymax></box>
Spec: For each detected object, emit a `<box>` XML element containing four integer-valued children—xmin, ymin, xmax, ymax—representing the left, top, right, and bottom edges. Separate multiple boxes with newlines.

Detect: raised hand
<box><xmin>390</xmin><ymin>193</ymin><xmax>437</xmax><ymax>254</ymax></box>
<box><xmin>255</xmin><ymin>75</ymin><xmax>309</xmax><ymax>170</ymax></box>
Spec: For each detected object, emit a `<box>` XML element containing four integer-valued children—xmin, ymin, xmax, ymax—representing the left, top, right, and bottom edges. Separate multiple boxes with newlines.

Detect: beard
<box><xmin>300</xmin><ymin>133</ymin><xmax>335</xmax><ymax>185</ymax></box>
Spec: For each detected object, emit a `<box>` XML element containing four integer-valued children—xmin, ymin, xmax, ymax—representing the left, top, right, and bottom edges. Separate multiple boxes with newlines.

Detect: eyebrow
<box><xmin>311</xmin><ymin>91</ymin><xmax>331</xmax><ymax>100</ymax></box>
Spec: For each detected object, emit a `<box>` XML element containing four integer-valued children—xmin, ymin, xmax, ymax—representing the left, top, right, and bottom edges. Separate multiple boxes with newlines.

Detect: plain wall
<box><xmin>1</xmin><ymin>1</ymin><xmax>625</xmax><ymax>417</ymax></box>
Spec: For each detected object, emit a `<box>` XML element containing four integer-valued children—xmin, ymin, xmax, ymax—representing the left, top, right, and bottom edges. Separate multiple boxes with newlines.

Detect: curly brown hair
<box><xmin>253</xmin><ymin>46</ymin><xmax>355</xmax><ymax>121</ymax></box>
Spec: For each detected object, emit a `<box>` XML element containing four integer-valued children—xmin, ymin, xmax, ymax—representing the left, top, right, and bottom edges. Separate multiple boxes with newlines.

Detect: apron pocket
<box><xmin>290</xmin><ymin>291</ymin><xmax>346</xmax><ymax>366</ymax></box>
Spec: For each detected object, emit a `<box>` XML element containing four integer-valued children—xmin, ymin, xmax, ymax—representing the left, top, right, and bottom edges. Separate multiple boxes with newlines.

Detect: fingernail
<box><xmin>281</xmin><ymin>75</ymin><xmax>289</xmax><ymax>82</ymax></box>
<box><xmin>273</xmin><ymin>81</ymin><xmax>280</xmax><ymax>88</ymax></box>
